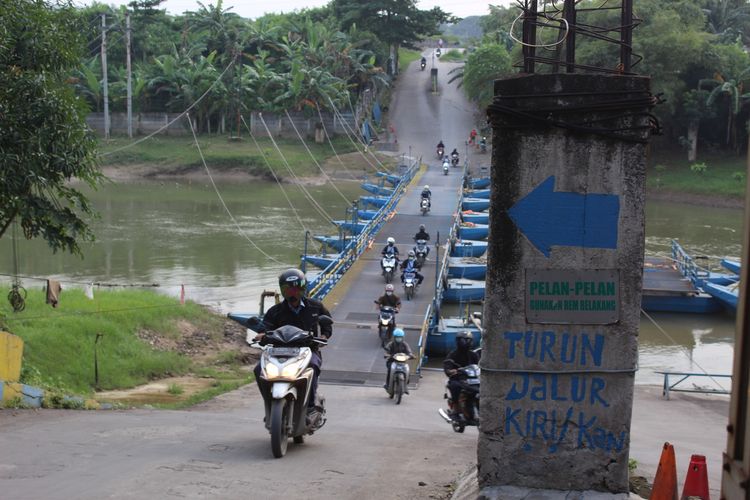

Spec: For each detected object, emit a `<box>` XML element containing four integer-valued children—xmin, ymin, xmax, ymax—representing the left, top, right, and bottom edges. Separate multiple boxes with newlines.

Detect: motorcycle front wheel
<box><xmin>379</xmin><ymin>326</ymin><xmax>387</xmax><ymax>347</ymax></box>
<box><xmin>270</xmin><ymin>398</ymin><xmax>291</xmax><ymax>458</ymax></box>
<box><xmin>395</xmin><ymin>373</ymin><xmax>405</xmax><ymax>405</ymax></box>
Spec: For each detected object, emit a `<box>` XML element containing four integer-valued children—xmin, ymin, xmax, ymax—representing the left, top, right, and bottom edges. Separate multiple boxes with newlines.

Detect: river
<box><xmin>0</xmin><ymin>181</ymin><xmax>744</xmax><ymax>386</ymax></box>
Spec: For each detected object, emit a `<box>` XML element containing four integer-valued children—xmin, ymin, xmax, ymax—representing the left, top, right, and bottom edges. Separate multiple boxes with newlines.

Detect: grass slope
<box><xmin>648</xmin><ymin>153</ymin><xmax>747</xmax><ymax>199</ymax></box>
<box><xmin>1</xmin><ymin>287</ymin><xmax>223</xmax><ymax>395</ymax></box>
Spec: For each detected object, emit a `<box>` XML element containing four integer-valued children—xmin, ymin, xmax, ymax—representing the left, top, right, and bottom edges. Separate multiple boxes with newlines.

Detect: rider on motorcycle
<box><xmin>401</xmin><ymin>251</ymin><xmax>425</xmax><ymax>281</ymax></box>
<box><xmin>420</xmin><ymin>56</ymin><xmax>427</xmax><ymax>67</ymax></box>
<box><xmin>414</xmin><ymin>224</ymin><xmax>430</xmax><ymax>243</ymax></box>
<box><xmin>479</xmin><ymin>136</ymin><xmax>487</xmax><ymax>150</ymax></box>
<box><xmin>381</xmin><ymin>237</ymin><xmax>400</xmax><ymax>258</ymax></box>
<box><xmin>443</xmin><ymin>331</ymin><xmax>480</xmax><ymax>421</ymax></box>
<box><xmin>375</xmin><ymin>284</ymin><xmax>402</xmax><ymax>312</ymax></box>
<box><xmin>420</xmin><ymin>185</ymin><xmax>432</xmax><ymax>208</ymax></box>
<box><xmin>451</xmin><ymin>148</ymin><xmax>459</xmax><ymax>165</ymax></box>
<box><xmin>383</xmin><ymin>328</ymin><xmax>414</xmax><ymax>390</ymax></box>
<box><xmin>413</xmin><ymin>225</ymin><xmax>430</xmax><ymax>259</ymax></box>
<box><xmin>254</xmin><ymin>268</ymin><xmax>333</xmax><ymax>415</ymax></box>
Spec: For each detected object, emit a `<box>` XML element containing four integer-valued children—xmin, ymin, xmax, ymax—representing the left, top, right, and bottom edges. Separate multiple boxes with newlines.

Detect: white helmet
<box><xmin>387</xmin><ymin>237</ymin><xmax>395</xmax><ymax>245</ymax></box>
<box><xmin>424</xmin><ymin>185</ymin><xmax>429</xmax><ymax>190</ymax></box>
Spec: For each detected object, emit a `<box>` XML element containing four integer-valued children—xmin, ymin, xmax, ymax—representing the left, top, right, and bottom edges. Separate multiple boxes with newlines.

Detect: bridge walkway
<box><xmin>320</xmin><ymin>163</ymin><xmax>463</xmax><ymax>387</ymax></box>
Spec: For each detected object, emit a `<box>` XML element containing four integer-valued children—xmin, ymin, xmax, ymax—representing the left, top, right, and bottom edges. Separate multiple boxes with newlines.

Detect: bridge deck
<box><xmin>321</xmin><ymin>164</ymin><xmax>463</xmax><ymax>387</ymax></box>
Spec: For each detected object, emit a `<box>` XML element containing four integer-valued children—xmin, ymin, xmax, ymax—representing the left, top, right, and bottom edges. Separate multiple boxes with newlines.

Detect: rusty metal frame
<box><xmin>517</xmin><ymin>0</ymin><xmax>640</xmax><ymax>74</ymax></box>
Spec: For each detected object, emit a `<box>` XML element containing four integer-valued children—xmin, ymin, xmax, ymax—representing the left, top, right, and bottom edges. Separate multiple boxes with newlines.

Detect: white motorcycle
<box><xmin>403</xmin><ymin>271</ymin><xmax>418</xmax><ymax>300</ymax></box>
<box><xmin>420</xmin><ymin>197</ymin><xmax>430</xmax><ymax>216</ymax></box>
<box><xmin>385</xmin><ymin>352</ymin><xmax>413</xmax><ymax>404</ymax></box>
<box><xmin>255</xmin><ymin>316</ymin><xmax>333</xmax><ymax>458</ymax></box>
<box><xmin>413</xmin><ymin>240</ymin><xmax>428</xmax><ymax>268</ymax></box>
<box><xmin>381</xmin><ymin>254</ymin><xmax>397</xmax><ymax>283</ymax></box>
<box><xmin>375</xmin><ymin>305</ymin><xmax>397</xmax><ymax>347</ymax></box>
<box><xmin>443</xmin><ymin>162</ymin><xmax>449</xmax><ymax>175</ymax></box>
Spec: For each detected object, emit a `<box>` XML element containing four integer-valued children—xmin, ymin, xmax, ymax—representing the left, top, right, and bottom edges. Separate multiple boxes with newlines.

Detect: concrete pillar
<box><xmin>480</xmin><ymin>74</ymin><xmax>653</xmax><ymax>496</ymax></box>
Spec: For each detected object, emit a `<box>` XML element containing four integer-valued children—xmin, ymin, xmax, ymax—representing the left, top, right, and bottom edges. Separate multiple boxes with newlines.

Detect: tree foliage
<box><xmin>0</xmin><ymin>0</ymin><xmax>103</xmax><ymax>254</ymax></box>
<box><xmin>472</xmin><ymin>0</ymin><xmax>750</xmax><ymax>156</ymax></box>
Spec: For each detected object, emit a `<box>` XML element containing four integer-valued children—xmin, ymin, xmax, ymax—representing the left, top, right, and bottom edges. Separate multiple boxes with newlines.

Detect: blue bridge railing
<box><xmin>306</xmin><ymin>158</ymin><xmax>420</xmax><ymax>300</ymax></box>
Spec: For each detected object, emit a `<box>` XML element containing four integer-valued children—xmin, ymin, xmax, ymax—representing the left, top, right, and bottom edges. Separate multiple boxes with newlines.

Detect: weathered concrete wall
<box><xmin>479</xmin><ymin>74</ymin><xmax>652</xmax><ymax>493</ymax></box>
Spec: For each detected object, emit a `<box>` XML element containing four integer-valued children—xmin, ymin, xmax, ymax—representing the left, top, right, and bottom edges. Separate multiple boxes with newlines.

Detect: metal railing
<box><xmin>671</xmin><ymin>239</ymin><xmax>710</xmax><ymax>286</ymax></box>
<box><xmin>414</xmin><ymin>183</ymin><xmax>465</xmax><ymax>372</ymax></box>
<box><xmin>307</xmin><ymin>157</ymin><xmax>420</xmax><ymax>300</ymax></box>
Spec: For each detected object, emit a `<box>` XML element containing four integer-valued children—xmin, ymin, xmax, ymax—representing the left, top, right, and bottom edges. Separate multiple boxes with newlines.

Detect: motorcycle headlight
<box><xmin>281</xmin><ymin>364</ymin><xmax>300</xmax><ymax>378</ymax></box>
<box><xmin>264</xmin><ymin>363</ymin><xmax>280</xmax><ymax>378</ymax></box>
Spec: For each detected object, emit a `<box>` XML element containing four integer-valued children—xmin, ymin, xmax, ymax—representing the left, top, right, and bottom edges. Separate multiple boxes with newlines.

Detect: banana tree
<box><xmin>703</xmin><ymin>67</ymin><xmax>750</xmax><ymax>149</ymax></box>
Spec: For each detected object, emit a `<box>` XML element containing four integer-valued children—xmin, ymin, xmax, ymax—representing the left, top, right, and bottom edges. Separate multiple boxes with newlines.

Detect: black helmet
<box><xmin>278</xmin><ymin>268</ymin><xmax>307</xmax><ymax>302</ymax></box>
<box><xmin>456</xmin><ymin>330</ymin><xmax>474</xmax><ymax>349</ymax></box>
<box><xmin>419</xmin><ymin>224</ymin><xmax>426</xmax><ymax>231</ymax></box>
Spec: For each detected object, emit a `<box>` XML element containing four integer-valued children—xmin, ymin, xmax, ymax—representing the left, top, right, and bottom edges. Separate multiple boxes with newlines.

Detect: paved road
<box><xmin>322</xmin><ymin>51</ymin><xmax>478</xmax><ymax>386</ymax></box>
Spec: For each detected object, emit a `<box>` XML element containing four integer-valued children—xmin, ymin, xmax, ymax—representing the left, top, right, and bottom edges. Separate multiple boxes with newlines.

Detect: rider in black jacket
<box><xmin>443</xmin><ymin>331</ymin><xmax>480</xmax><ymax>418</ymax></box>
<box><xmin>254</xmin><ymin>269</ymin><xmax>332</xmax><ymax>413</ymax></box>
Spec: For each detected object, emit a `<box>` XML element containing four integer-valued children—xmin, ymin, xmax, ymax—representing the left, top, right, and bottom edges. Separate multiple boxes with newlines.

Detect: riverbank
<box><xmin>97</xmin><ymin>135</ymin><xmax>396</xmax><ymax>183</ymax></box>
<box><xmin>0</xmin><ymin>287</ymin><xmax>255</xmax><ymax>408</ymax></box>
<box><xmin>647</xmin><ymin>152</ymin><xmax>747</xmax><ymax>206</ymax></box>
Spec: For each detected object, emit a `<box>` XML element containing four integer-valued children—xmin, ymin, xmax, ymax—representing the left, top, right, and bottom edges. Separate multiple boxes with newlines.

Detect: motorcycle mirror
<box><xmin>318</xmin><ymin>315</ymin><xmax>334</xmax><ymax>327</ymax></box>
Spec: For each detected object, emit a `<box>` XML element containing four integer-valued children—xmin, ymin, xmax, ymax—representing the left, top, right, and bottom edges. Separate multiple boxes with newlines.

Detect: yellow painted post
<box><xmin>0</xmin><ymin>331</ymin><xmax>24</xmax><ymax>382</ymax></box>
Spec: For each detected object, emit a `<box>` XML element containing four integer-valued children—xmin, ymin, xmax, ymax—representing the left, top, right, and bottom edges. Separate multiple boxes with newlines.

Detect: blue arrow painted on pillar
<box><xmin>508</xmin><ymin>176</ymin><xmax>619</xmax><ymax>257</ymax></box>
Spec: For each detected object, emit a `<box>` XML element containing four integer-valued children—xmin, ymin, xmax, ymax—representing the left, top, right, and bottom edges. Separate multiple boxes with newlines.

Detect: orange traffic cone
<box><xmin>651</xmin><ymin>442</ymin><xmax>679</xmax><ymax>500</ymax></box>
<box><xmin>681</xmin><ymin>454</ymin><xmax>710</xmax><ymax>499</ymax></box>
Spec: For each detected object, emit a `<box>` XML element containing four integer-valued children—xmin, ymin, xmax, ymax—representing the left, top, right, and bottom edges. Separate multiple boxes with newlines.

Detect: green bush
<box><xmin>690</xmin><ymin>162</ymin><xmax>708</xmax><ymax>175</ymax></box>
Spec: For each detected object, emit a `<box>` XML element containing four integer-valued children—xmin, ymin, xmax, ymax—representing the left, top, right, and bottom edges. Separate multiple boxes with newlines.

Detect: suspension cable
<box><xmin>283</xmin><ymin>109</ymin><xmax>352</xmax><ymax>205</ymax></box>
<box><xmin>326</xmin><ymin>96</ymin><xmax>380</xmax><ymax>172</ymax></box>
<box><xmin>101</xmin><ymin>55</ymin><xmax>237</xmax><ymax>157</ymax></box>
<box><xmin>256</xmin><ymin>113</ymin><xmax>336</xmax><ymax>224</ymax></box>
<box><xmin>641</xmin><ymin>309</ymin><xmax>729</xmax><ymax>392</ymax></box>
<box><xmin>187</xmin><ymin>114</ymin><xmax>290</xmax><ymax>266</ymax></box>
<box><xmin>315</xmin><ymin>102</ymin><xmax>359</xmax><ymax>180</ymax></box>
<box><xmin>240</xmin><ymin>115</ymin><xmax>308</xmax><ymax>234</ymax></box>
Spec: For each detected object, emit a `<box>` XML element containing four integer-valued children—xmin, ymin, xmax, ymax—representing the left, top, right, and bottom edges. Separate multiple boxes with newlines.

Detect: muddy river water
<box><xmin>0</xmin><ymin>181</ymin><xmax>744</xmax><ymax>387</ymax></box>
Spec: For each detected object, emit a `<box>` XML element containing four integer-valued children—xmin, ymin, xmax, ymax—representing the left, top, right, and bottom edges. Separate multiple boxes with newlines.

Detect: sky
<box><xmin>77</xmin><ymin>0</ymin><xmax>512</xmax><ymax>20</ymax></box>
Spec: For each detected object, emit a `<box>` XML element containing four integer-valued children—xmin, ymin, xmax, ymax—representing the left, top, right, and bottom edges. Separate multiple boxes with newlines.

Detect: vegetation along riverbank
<box><xmin>647</xmin><ymin>152</ymin><xmax>747</xmax><ymax>208</ymax></box>
<box><xmin>0</xmin><ymin>287</ymin><xmax>253</xmax><ymax>408</ymax></box>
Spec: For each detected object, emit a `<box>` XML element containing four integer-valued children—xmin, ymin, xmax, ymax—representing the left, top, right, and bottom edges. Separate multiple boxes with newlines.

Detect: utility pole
<box><xmin>125</xmin><ymin>12</ymin><xmax>132</xmax><ymax>138</ymax></box>
<box><xmin>101</xmin><ymin>14</ymin><xmax>110</xmax><ymax>139</ymax></box>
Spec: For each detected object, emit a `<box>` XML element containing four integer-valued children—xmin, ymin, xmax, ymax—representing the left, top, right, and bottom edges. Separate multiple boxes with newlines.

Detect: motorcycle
<box><xmin>451</xmin><ymin>153</ymin><xmax>459</xmax><ymax>167</ymax></box>
<box><xmin>375</xmin><ymin>305</ymin><xmax>397</xmax><ymax>348</ymax></box>
<box><xmin>420</xmin><ymin>60</ymin><xmax>426</xmax><ymax>71</ymax></box>
<box><xmin>420</xmin><ymin>197</ymin><xmax>430</xmax><ymax>216</ymax></box>
<box><xmin>437</xmin><ymin>146</ymin><xmax>444</xmax><ymax>160</ymax></box>
<box><xmin>255</xmin><ymin>316</ymin><xmax>333</xmax><ymax>458</ymax></box>
<box><xmin>385</xmin><ymin>352</ymin><xmax>413</xmax><ymax>404</ymax></box>
<box><xmin>436</xmin><ymin>48</ymin><xmax>441</xmax><ymax>57</ymax></box>
<box><xmin>443</xmin><ymin>163</ymin><xmax>449</xmax><ymax>175</ymax></box>
<box><xmin>403</xmin><ymin>271</ymin><xmax>417</xmax><ymax>300</ymax></box>
<box><xmin>479</xmin><ymin>140</ymin><xmax>487</xmax><ymax>154</ymax></box>
<box><xmin>381</xmin><ymin>254</ymin><xmax>397</xmax><ymax>283</ymax></box>
<box><xmin>438</xmin><ymin>363</ymin><xmax>480</xmax><ymax>433</ymax></box>
<box><xmin>413</xmin><ymin>240</ymin><xmax>428</xmax><ymax>268</ymax></box>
